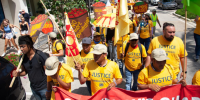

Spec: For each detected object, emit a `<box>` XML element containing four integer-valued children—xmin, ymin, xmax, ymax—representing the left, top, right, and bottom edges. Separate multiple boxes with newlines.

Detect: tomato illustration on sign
<box><xmin>65</xmin><ymin>27</ymin><xmax>79</xmax><ymax>57</ymax></box>
<box><xmin>42</xmin><ymin>19</ymin><xmax>53</xmax><ymax>34</ymax></box>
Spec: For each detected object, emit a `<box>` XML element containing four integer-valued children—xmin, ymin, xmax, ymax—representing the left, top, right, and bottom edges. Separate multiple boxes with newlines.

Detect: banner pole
<box><xmin>183</xmin><ymin>5</ymin><xmax>187</xmax><ymax>79</ymax></box>
<box><xmin>48</xmin><ymin>35</ymin><xmax>50</xmax><ymax>51</ymax></box>
<box><xmin>40</xmin><ymin>0</ymin><xmax>77</xmax><ymax>63</ymax></box>
<box><xmin>9</xmin><ymin>55</ymin><xmax>24</xmax><ymax>88</ymax></box>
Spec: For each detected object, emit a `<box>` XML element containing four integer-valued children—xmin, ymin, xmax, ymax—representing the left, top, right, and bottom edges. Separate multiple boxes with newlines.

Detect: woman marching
<box><xmin>1</xmin><ymin>19</ymin><xmax>21</xmax><ymax>56</ymax></box>
<box><xmin>19</xmin><ymin>17</ymin><xmax>29</xmax><ymax>36</ymax></box>
<box><xmin>137</xmin><ymin>14</ymin><xmax>152</xmax><ymax>52</ymax></box>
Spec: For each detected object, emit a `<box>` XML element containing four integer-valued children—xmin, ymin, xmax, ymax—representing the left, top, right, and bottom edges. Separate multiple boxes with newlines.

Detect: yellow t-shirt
<box><xmin>139</xmin><ymin>23</ymin><xmax>151</xmax><ymax>39</ymax></box>
<box><xmin>147</xmin><ymin>35</ymin><xmax>188</xmax><ymax>75</ymax></box>
<box><xmin>149</xmin><ymin>20</ymin><xmax>153</xmax><ymax>28</ymax></box>
<box><xmin>47</xmin><ymin>63</ymin><xmax>74</xmax><ymax>100</ymax></box>
<box><xmin>80</xmin><ymin>48</ymin><xmax>94</xmax><ymax>66</ymax></box>
<box><xmin>192</xmin><ymin>70</ymin><xmax>200</xmax><ymax>85</ymax></box>
<box><xmin>52</xmin><ymin>40</ymin><xmax>63</xmax><ymax>54</ymax></box>
<box><xmin>116</xmin><ymin>34</ymin><xmax>130</xmax><ymax>59</ymax></box>
<box><xmin>194</xmin><ymin>18</ymin><xmax>200</xmax><ymax>35</ymax></box>
<box><xmin>82</xmin><ymin>59</ymin><xmax>122</xmax><ymax>95</ymax></box>
<box><xmin>124</xmin><ymin>44</ymin><xmax>147</xmax><ymax>71</ymax></box>
<box><xmin>91</xmin><ymin>41</ymin><xmax>107</xmax><ymax>48</ymax></box>
<box><xmin>138</xmin><ymin>64</ymin><xmax>177</xmax><ymax>87</ymax></box>
<box><xmin>129</xmin><ymin>20</ymin><xmax>137</xmax><ymax>33</ymax></box>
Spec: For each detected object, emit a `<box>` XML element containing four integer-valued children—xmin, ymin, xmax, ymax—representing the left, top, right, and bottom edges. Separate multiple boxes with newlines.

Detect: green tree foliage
<box><xmin>43</xmin><ymin>0</ymin><xmax>88</xmax><ymax>29</ymax></box>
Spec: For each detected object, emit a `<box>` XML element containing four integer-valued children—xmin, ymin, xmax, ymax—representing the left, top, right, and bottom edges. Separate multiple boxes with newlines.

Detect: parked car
<box><xmin>0</xmin><ymin>57</ymin><xmax>26</xmax><ymax>100</ymax></box>
<box><xmin>151</xmin><ymin>0</ymin><xmax>159</xmax><ymax>5</ymax></box>
<box><xmin>158</xmin><ymin>0</ymin><xmax>177</xmax><ymax>10</ymax></box>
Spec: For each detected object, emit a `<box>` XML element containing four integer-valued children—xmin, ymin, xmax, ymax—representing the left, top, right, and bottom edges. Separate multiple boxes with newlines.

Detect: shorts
<box><xmin>5</xmin><ymin>33</ymin><xmax>13</xmax><ymax>39</ymax></box>
<box><xmin>21</xmin><ymin>30</ymin><xmax>28</xmax><ymax>35</ymax></box>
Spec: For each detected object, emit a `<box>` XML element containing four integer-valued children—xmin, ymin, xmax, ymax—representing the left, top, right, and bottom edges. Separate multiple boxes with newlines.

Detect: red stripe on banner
<box><xmin>55</xmin><ymin>85</ymin><xmax>200</xmax><ymax>100</ymax></box>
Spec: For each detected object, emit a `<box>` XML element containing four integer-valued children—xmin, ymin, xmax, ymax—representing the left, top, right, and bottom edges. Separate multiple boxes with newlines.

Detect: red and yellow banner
<box><xmin>28</xmin><ymin>14</ymin><xmax>53</xmax><ymax>43</ymax></box>
<box><xmin>55</xmin><ymin>84</ymin><xmax>200</xmax><ymax>100</ymax></box>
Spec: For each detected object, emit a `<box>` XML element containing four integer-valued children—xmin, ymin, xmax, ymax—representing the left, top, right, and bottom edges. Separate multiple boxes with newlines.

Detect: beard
<box><xmin>164</xmin><ymin>35</ymin><xmax>174</xmax><ymax>41</ymax></box>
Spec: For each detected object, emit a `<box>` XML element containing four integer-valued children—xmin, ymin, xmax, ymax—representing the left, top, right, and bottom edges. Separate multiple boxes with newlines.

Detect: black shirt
<box><xmin>22</xmin><ymin>13</ymin><xmax>30</xmax><ymax>23</ymax></box>
<box><xmin>106</xmin><ymin>28</ymin><xmax>115</xmax><ymax>43</ymax></box>
<box><xmin>22</xmin><ymin>50</ymin><xmax>47</xmax><ymax>91</ymax></box>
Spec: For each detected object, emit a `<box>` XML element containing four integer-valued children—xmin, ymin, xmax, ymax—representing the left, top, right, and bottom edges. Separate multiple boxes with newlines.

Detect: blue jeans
<box><xmin>86</xmin><ymin>81</ymin><xmax>91</xmax><ymax>95</ymax></box>
<box><xmin>194</xmin><ymin>33</ymin><xmax>200</xmax><ymax>59</ymax></box>
<box><xmin>31</xmin><ymin>87</ymin><xmax>47</xmax><ymax>100</ymax></box>
<box><xmin>108</xmin><ymin>40</ymin><xmax>117</xmax><ymax>61</ymax></box>
<box><xmin>118</xmin><ymin>59</ymin><xmax>124</xmax><ymax>76</ymax></box>
<box><xmin>139</xmin><ymin>37</ymin><xmax>150</xmax><ymax>52</ymax></box>
<box><xmin>125</xmin><ymin>67</ymin><xmax>140</xmax><ymax>91</ymax></box>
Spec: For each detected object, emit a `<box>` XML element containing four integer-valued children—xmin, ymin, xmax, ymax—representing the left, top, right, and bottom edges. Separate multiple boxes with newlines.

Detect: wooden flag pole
<box><xmin>9</xmin><ymin>55</ymin><xmax>25</xmax><ymax>88</ymax></box>
<box><xmin>48</xmin><ymin>35</ymin><xmax>50</xmax><ymax>51</ymax></box>
<box><xmin>40</xmin><ymin>0</ymin><xmax>77</xmax><ymax>63</ymax></box>
<box><xmin>183</xmin><ymin>5</ymin><xmax>187</xmax><ymax>79</ymax></box>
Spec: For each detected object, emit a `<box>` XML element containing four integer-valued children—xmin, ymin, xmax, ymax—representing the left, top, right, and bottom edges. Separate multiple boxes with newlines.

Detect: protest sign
<box><xmin>93</xmin><ymin>2</ymin><xmax>106</xmax><ymax>19</ymax></box>
<box><xmin>28</xmin><ymin>14</ymin><xmax>53</xmax><ymax>43</ymax></box>
<box><xmin>68</xmin><ymin>8</ymin><xmax>91</xmax><ymax>42</ymax></box>
<box><xmin>133</xmin><ymin>1</ymin><xmax>148</xmax><ymax>14</ymax></box>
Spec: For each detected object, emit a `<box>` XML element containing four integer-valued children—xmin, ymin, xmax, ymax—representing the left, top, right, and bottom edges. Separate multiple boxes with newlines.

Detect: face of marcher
<box><xmin>3</xmin><ymin>21</ymin><xmax>8</xmax><ymax>26</ymax></box>
<box><xmin>19</xmin><ymin>44</ymin><xmax>29</xmax><ymax>54</ymax></box>
<box><xmin>152</xmin><ymin>58</ymin><xmax>166</xmax><ymax>72</ymax></box>
<box><xmin>93</xmin><ymin>53</ymin><xmax>106</xmax><ymax>63</ymax></box>
<box><xmin>153</xmin><ymin>11</ymin><xmax>156</xmax><ymax>15</ymax></box>
<box><xmin>22</xmin><ymin>10</ymin><xmax>25</xmax><ymax>14</ymax></box>
<box><xmin>82</xmin><ymin>43</ymin><xmax>91</xmax><ymax>53</ymax></box>
<box><xmin>21</xmin><ymin>18</ymin><xmax>25</xmax><ymax>22</ymax></box>
<box><xmin>94</xmin><ymin>35</ymin><xmax>101</xmax><ymax>42</ymax></box>
<box><xmin>163</xmin><ymin>26</ymin><xmax>175</xmax><ymax>42</ymax></box>
<box><xmin>130</xmin><ymin>39</ymin><xmax>138</xmax><ymax>47</ymax></box>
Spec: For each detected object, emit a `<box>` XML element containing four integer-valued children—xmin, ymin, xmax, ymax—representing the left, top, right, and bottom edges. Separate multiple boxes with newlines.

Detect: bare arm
<box><xmin>180</xmin><ymin>57</ymin><xmax>187</xmax><ymax>79</ymax></box>
<box><xmin>56</xmin><ymin>76</ymin><xmax>71</xmax><ymax>90</ymax></box>
<box><xmin>157</xmin><ymin>19</ymin><xmax>161</xmax><ymax>27</ymax></box>
<box><xmin>78</xmin><ymin>69</ymin><xmax>87</xmax><ymax>84</ymax></box>
<box><xmin>107</xmin><ymin>78</ymin><xmax>122</xmax><ymax>90</ymax></box>
<box><xmin>26</xmin><ymin>22</ymin><xmax>29</xmax><ymax>30</ymax></box>
<box><xmin>195</xmin><ymin>16</ymin><xmax>199</xmax><ymax>22</ymax></box>
<box><xmin>145</xmin><ymin>54</ymin><xmax>151</xmax><ymax>67</ymax></box>
<box><xmin>138</xmin><ymin>84</ymin><xmax>161</xmax><ymax>92</ymax></box>
<box><xmin>51</xmin><ymin>49</ymin><xmax>64</xmax><ymax>57</ymax></box>
<box><xmin>137</xmin><ymin>26</ymin><xmax>140</xmax><ymax>34</ymax></box>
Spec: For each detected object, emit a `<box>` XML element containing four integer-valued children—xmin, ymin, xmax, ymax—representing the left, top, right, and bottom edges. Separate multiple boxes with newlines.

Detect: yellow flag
<box><xmin>65</xmin><ymin>12</ymin><xmax>83</xmax><ymax>68</ymax></box>
<box><xmin>114</xmin><ymin>0</ymin><xmax>130</xmax><ymax>45</ymax></box>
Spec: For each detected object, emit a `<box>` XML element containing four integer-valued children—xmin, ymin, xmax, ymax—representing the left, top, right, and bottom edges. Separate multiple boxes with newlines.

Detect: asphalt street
<box><xmin>0</xmin><ymin>4</ymin><xmax>198</xmax><ymax>100</ymax></box>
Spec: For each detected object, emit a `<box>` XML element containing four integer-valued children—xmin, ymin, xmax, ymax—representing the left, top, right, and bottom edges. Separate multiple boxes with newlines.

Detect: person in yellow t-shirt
<box><xmin>138</xmin><ymin>15</ymin><xmax>152</xmax><ymax>51</ymax></box>
<box><xmin>145</xmin><ymin>13</ymin><xmax>154</xmax><ymax>38</ymax></box>
<box><xmin>45</xmin><ymin>56</ymin><xmax>73</xmax><ymax>100</ymax></box>
<box><xmin>192</xmin><ymin>70</ymin><xmax>200</xmax><ymax>85</ymax></box>
<box><xmin>75</xmin><ymin>44</ymin><xmax>122</xmax><ymax>95</ymax></box>
<box><xmin>80</xmin><ymin>37</ymin><xmax>94</xmax><ymax>95</ymax></box>
<box><xmin>128</xmin><ymin>6</ymin><xmax>137</xmax><ymax>34</ymax></box>
<box><xmin>138</xmin><ymin>48</ymin><xmax>187</xmax><ymax>92</ymax></box>
<box><xmin>145</xmin><ymin>22</ymin><xmax>188</xmax><ymax>79</ymax></box>
<box><xmin>91</xmin><ymin>32</ymin><xmax>107</xmax><ymax>48</ymax></box>
<box><xmin>48</xmin><ymin>32</ymin><xmax>65</xmax><ymax>63</ymax></box>
<box><xmin>116</xmin><ymin>34</ymin><xmax>130</xmax><ymax>76</ymax></box>
<box><xmin>194</xmin><ymin>16</ymin><xmax>200</xmax><ymax>61</ymax></box>
<box><xmin>120</xmin><ymin>33</ymin><xmax>147</xmax><ymax>91</ymax></box>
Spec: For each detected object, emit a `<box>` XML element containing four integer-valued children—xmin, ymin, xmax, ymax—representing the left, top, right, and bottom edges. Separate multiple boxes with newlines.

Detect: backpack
<box><xmin>55</xmin><ymin>40</ymin><xmax>66</xmax><ymax>57</ymax></box>
<box><xmin>124</xmin><ymin>42</ymin><xmax>143</xmax><ymax>63</ymax></box>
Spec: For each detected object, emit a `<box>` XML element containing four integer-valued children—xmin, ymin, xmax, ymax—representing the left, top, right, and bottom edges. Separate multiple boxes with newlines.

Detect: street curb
<box><xmin>172</xmin><ymin>13</ymin><xmax>193</xmax><ymax>22</ymax></box>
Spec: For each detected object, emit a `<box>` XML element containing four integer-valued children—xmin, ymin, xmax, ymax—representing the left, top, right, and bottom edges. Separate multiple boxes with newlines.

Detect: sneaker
<box><xmin>194</xmin><ymin>56</ymin><xmax>199</xmax><ymax>62</ymax></box>
<box><xmin>1</xmin><ymin>53</ymin><xmax>6</xmax><ymax>57</ymax></box>
<box><xmin>18</xmin><ymin>50</ymin><xmax>21</xmax><ymax>55</ymax></box>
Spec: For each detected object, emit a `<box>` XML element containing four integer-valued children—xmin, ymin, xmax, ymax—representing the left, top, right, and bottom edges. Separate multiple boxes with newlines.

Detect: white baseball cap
<box><xmin>90</xmin><ymin>44</ymin><xmax>107</xmax><ymax>54</ymax></box>
<box><xmin>48</xmin><ymin>32</ymin><xmax>57</xmax><ymax>38</ymax></box>
<box><xmin>151</xmin><ymin>48</ymin><xmax>169</xmax><ymax>61</ymax></box>
<box><xmin>45</xmin><ymin>56</ymin><xmax>60</xmax><ymax>76</ymax></box>
<box><xmin>129</xmin><ymin>33</ymin><xmax>138</xmax><ymax>40</ymax></box>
